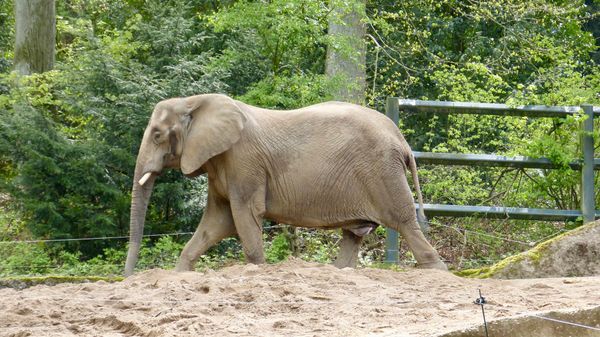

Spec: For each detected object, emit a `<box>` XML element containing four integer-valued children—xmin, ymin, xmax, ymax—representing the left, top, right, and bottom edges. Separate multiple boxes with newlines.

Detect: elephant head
<box><xmin>124</xmin><ymin>94</ymin><xmax>246</xmax><ymax>276</ymax></box>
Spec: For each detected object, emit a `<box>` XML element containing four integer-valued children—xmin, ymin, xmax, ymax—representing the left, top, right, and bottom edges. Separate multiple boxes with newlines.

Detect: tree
<box><xmin>207</xmin><ymin>0</ymin><xmax>331</xmax><ymax>109</ymax></box>
<box><xmin>14</xmin><ymin>0</ymin><xmax>55</xmax><ymax>75</ymax></box>
<box><xmin>325</xmin><ymin>0</ymin><xmax>367</xmax><ymax>104</ymax></box>
<box><xmin>583</xmin><ymin>0</ymin><xmax>600</xmax><ymax>64</ymax></box>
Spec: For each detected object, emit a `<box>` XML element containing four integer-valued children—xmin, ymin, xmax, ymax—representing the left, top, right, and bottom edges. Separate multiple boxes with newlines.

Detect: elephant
<box><xmin>124</xmin><ymin>94</ymin><xmax>447</xmax><ymax>276</ymax></box>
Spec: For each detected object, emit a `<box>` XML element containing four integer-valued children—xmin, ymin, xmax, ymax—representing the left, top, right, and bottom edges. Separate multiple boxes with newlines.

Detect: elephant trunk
<box><xmin>124</xmin><ymin>159</ymin><xmax>156</xmax><ymax>277</ymax></box>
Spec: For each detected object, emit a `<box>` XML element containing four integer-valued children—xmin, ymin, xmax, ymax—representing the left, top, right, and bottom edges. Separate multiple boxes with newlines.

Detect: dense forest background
<box><xmin>0</xmin><ymin>0</ymin><xmax>599</xmax><ymax>276</ymax></box>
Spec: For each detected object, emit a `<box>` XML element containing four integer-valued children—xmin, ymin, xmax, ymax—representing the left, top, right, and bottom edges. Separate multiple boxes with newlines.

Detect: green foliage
<box><xmin>368</xmin><ymin>0</ymin><xmax>596</xmax><ymax>105</ymax></box>
<box><xmin>0</xmin><ymin>103</ymin><xmax>127</xmax><ymax>256</ymax></box>
<box><xmin>137</xmin><ymin>236</ymin><xmax>184</xmax><ymax>270</ymax></box>
<box><xmin>241</xmin><ymin>74</ymin><xmax>333</xmax><ymax>109</ymax></box>
<box><xmin>429</xmin><ymin>62</ymin><xmax>510</xmax><ymax>103</ymax></box>
<box><xmin>196</xmin><ymin>237</ymin><xmax>244</xmax><ymax>270</ymax></box>
<box><xmin>0</xmin><ymin>243</ymin><xmax>52</xmax><ymax>276</ymax></box>
<box><xmin>265</xmin><ymin>233</ymin><xmax>291</xmax><ymax>263</ymax></box>
<box><xmin>0</xmin><ymin>0</ymin><xmax>13</xmax><ymax>59</ymax></box>
<box><xmin>0</xmin><ymin>235</ymin><xmax>237</xmax><ymax>277</ymax></box>
<box><xmin>205</xmin><ymin>0</ymin><xmax>335</xmax><ymax>103</ymax></box>
<box><xmin>295</xmin><ymin>229</ymin><xmax>339</xmax><ymax>264</ymax></box>
<box><xmin>207</xmin><ymin>0</ymin><xmax>328</xmax><ymax>76</ymax></box>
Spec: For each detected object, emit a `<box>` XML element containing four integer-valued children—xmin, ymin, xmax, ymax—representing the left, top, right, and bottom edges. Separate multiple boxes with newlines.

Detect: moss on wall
<box><xmin>0</xmin><ymin>275</ymin><xmax>123</xmax><ymax>289</ymax></box>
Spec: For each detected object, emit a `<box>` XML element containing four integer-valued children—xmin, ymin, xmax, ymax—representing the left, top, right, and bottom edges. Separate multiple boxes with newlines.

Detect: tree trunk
<box><xmin>14</xmin><ymin>0</ymin><xmax>56</xmax><ymax>75</ymax></box>
<box><xmin>325</xmin><ymin>0</ymin><xmax>367</xmax><ymax>104</ymax></box>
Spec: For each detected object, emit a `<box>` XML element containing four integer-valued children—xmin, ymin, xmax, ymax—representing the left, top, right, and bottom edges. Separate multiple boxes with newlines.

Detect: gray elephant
<box><xmin>124</xmin><ymin>94</ymin><xmax>446</xmax><ymax>276</ymax></box>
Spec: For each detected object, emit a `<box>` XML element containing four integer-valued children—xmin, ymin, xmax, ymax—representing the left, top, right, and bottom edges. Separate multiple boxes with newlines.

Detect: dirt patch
<box><xmin>1</xmin><ymin>258</ymin><xmax>599</xmax><ymax>336</ymax></box>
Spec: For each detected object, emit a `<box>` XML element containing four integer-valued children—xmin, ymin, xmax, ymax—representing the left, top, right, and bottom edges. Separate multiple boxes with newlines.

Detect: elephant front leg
<box><xmin>230</xmin><ymin>192</ymin><xmax>266</xmax><ymax>265</ymax></box>
<box><xmin>176</xmin><ymin>193</ymin><xmax>236</xmax><ymax>272</ymax></box>
<box><xmin>334</xmin><ymin>229</ymin><xmax>363</xmax><ymax>268</ymax></box>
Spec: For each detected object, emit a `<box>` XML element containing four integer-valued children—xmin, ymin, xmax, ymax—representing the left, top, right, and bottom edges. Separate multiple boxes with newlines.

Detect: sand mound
<box><xmin>2</xmin><ymin>258</ymin><xmax>599</xmax><ymax>336</ymax></box>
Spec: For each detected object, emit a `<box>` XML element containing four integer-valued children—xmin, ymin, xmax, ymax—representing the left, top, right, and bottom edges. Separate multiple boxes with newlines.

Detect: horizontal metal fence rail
<box><xmin>416</xmin><ymin>204</ymin><xmax>598</xmax><ymax>221</ymax></box>
<box><xmin>383</xmin><ymin>98</ymin><xmax>599</xmax><ymax>263</ymax></box>
<box><xmin>413</xmin><ymin>152</ymin><xmax>600</xmax><ymax>170</ymax></box>
<box><xmin>396</xmin><ymin>99</ymin><xmax>588</xmax><ymax>117</ymax></box>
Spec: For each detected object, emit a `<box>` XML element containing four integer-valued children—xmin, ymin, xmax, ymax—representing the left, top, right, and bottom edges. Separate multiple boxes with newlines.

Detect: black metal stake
<box><xmin>474</xmin><ymin>289</ymin><xmax>489</xmax><ymax>337</ymax></box>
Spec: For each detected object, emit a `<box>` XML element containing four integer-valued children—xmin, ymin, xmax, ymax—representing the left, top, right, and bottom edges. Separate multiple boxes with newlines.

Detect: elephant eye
<box><xmin>152</xmin><ymin>130</ymin><xmax>162</xmax><ymax>144</ymax></box>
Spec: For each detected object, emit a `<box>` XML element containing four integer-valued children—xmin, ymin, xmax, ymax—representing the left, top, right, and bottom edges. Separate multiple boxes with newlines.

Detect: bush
<box><xmin>137</xmin><ymin>236</ymin><xmax>184</xmax><ymax>270</ymax></box>
<box><xmin>265</xmin><ymin>233</ymin><xmax>291</xmax><ymax>263</ymax></box>
<box><xmin>0</xmin><ymin>243</ymin><xmax>53</xmax><ymax>277</ymax></box>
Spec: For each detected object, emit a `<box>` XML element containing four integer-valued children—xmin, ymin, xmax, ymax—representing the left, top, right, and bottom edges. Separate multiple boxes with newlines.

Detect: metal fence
<box><xmin>384</xmin><ymin>98</ymin><xmax>600</xmax><ymax>263</ymax></box>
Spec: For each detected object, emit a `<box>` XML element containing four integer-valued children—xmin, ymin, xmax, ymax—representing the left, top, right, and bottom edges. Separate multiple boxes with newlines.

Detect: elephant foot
<box><xmin>333</xmin><ymin>258</ymin><xmax>355</xmax><ymax>269</ymax></box>
<box><xmin>417</xmin><ymin>260</ymin><xmax>448</xmax><ymax>271</ymax></box>
<box><xmin>175</xmin><ymin>260</ymin><xmax>195</xmax><ymax>272</ymax></box>
<box><xmin>245</xmin><ymin>252</ymin><xmax>266</xmax><ymax>265</ymax></box>
<box><xmin>333</xmin><ymin>229</ymin><xmax>362</xmax><ymax>269</ymax></box>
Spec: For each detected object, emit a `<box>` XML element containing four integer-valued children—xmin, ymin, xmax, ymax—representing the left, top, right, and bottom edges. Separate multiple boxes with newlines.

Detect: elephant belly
<box><xmin>263</xmin><ymin>207</ymin><xmax>330</xmax><ymax>228</ymax></box>
<box><xmin>262</xmin><ymin>152</ymin><xmax>397</xmax><ymax>229</ymax></box>
<box><xmin>343</xmin><ymin>223</ymin><xmax>377</xmax><ymax>236</ymax></box>
<box><xmin>264</xmin><ymin>194</ymin><xmax>379</xmax><ymax>230</ymax></box>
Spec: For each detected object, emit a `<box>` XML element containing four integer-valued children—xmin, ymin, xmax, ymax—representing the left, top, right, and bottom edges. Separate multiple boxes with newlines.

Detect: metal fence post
<box><xmin>385</xmin><ymin>97</ymin><xmax>400</xmax><ymax>263</ymax></box>
<box><xmin>581</xmin><ymin>104</ymin><xmax>595</xmax><ymax>223</ymax></box>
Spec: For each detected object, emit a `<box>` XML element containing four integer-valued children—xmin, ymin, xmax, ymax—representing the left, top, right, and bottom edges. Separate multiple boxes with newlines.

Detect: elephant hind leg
<box><xmin>384</xmin><ymin>177</ymin><xmax>447</xmax><ymax>270</ymax></box>
<box><xmin>334</xmin><ymin>229</ymin><xmax>363</xmax><ymax>268</ymax></box>
<box><xmin>395</xmin><ymin>218</ymin><xmax>447</xmax><ymax>270</ymax></box>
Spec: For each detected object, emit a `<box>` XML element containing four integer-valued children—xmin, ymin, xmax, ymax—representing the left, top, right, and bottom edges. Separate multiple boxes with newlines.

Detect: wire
<box><xmin>425</xmin><ymin>220</ymin><xmax>534</xmax><ymax>246</ymax></box>
<box><xmin>0</xmin><ymin>232</ymin><xmax>195</xmax><ymax>244</ymax></box>
<box><xmin>530</xmin><ymin>229</ymin><xmax>568</xmax><ymax>245</ymax></box>
<box><xmin>0</xmin><ymin>224</ymin><xmax>288</xmax><ymax>245</ymax></box>
<box><xmin>532</xmin><ymin>314</ymin><xmax>600</xmax><ymax>332</ymax></box>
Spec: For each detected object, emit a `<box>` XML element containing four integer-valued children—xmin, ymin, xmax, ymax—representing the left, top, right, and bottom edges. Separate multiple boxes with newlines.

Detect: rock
<box><xmin>457</xmin><ymin>221</ymin><xmax>600</xmax><ymax>279</ymax></box>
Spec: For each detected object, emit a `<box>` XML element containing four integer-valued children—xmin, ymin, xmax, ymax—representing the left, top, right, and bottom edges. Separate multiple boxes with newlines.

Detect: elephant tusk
<box><xmin>138</xmin><ymin>172</ymin><xmax>153</xmax><ymax>186</ymax></box>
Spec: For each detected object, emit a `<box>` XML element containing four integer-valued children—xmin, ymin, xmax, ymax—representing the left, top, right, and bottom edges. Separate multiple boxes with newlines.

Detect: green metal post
<box><xmin>581</xmin><ymin>105</ymin><xmax>595</xmax><ymax>223</ymax></box>
<box><xmin>385</xmin><ymin>97</ymin><xmax>400</xmax><ymax>264</ymax></box>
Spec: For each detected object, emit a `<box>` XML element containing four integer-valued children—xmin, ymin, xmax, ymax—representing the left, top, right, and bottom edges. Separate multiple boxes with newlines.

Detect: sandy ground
<box><xmin>1</xmin><ymin>258</ymin><xmax>600</xmax><ymax>337</ymax></box>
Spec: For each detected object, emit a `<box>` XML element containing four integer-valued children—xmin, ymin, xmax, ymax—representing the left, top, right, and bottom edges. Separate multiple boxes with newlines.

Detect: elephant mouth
<box><xmin>183</xmin><ymin>166</ymin><xmax>206</xmax><ymax>178</ymax></box>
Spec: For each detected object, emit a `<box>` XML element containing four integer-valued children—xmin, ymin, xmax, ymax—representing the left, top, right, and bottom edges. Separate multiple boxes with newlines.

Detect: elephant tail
<box><xmin>407</xmin><ymin>151</ymin><xmax>429</xmax><ymax>233</ymax></box>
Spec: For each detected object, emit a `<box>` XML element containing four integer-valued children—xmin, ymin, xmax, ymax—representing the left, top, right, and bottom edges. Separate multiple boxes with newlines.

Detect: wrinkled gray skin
<box><xmin>124</xmin><ymin>94</ymin><xmax>447</xmax><ymax>276</ymax></box>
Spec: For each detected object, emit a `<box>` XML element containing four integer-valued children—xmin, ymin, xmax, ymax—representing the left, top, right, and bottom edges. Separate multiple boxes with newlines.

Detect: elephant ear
<box><xmin>180</xmin><ymin>94</ymin><xmax>247</xmax><ymax>175</ymax></box>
